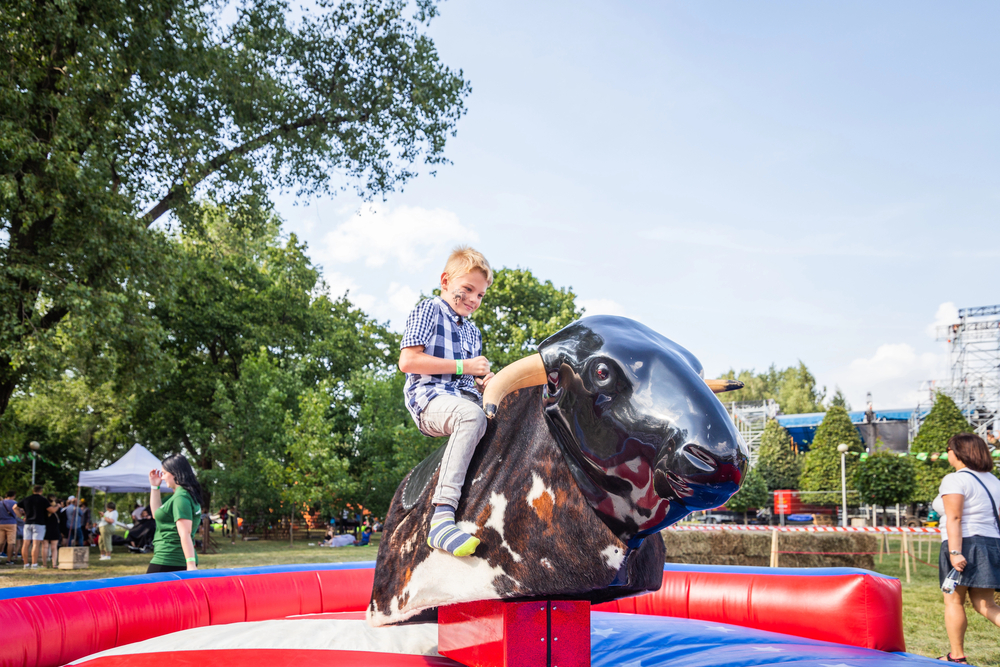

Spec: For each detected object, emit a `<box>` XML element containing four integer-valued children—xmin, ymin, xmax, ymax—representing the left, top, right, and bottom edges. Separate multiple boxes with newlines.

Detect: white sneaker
<box><xmin>100</xmin><ymin>555</ymin><xmax>111</xmax><ymax>560</ymax></box>
<box><xmin>23</xmin><ymin>564</ymin><xmax>29</xmax><ymax>569</ymax></box>
<box><xmin>30</xmin><ymin>563</ymin><xmax>39</xmax><ymax>569</ymax></box>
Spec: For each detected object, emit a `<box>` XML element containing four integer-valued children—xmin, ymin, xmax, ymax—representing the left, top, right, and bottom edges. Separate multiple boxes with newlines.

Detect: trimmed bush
<box><xmin>662</xmin><ymin>530</ymin><xmax>876</xmax><ymax>569</ymax></box>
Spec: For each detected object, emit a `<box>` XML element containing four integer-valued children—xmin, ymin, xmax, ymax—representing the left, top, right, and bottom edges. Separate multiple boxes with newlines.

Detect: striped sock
<box><xmin>427</xmin><ymin>505</ymin><xmax>480</xmax><ymax>557</ymax></box>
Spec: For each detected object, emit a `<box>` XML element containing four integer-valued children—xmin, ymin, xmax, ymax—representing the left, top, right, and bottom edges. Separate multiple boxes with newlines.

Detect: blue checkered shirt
<box><xmin>401</xmin><ymin>297</ymin><xmax>483</xmax><ymax>431</ymax></box>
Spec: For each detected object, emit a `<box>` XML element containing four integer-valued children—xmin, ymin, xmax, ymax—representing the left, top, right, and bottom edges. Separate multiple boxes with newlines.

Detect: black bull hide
<box><xmin>368</xmin><ymin>316</ymin><xmax>749</xmax><ymax>627</ymax></box>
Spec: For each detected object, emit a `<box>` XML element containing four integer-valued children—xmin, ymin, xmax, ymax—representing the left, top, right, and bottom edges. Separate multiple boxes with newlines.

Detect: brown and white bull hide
<box><xmin>367</xmin><ymin>386</ymin><xmax>665</xmax><ymax>627</ymax></box>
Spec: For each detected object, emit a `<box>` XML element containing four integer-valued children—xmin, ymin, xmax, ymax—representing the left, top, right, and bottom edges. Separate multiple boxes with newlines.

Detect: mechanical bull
<box><xmin>368</xmin><ymin>315</ymin><xmax>748</xmax><ymax>627</ymax></box>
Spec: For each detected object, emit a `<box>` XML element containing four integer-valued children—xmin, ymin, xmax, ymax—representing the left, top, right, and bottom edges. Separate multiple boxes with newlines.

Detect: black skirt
<box><xmin>939</xmin><ymin>536</ymin><xmax>1000</xmax><ymax>589</ymax></box>
<box><xmin>44</xmin><ymin>514</ymin><xmax>61</xmax><ymax>542</ymax></box>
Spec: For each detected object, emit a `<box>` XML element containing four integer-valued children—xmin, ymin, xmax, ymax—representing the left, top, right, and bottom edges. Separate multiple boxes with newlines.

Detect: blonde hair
<box><xmin>443</xmin><ymin>246</ymin><xmax>493</xmax><ymax>285</ymax></box>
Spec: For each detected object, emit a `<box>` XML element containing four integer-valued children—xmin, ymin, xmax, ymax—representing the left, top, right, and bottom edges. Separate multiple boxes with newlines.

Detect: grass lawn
<box><xmin>868</xmin><ymin>536</ymin><xmax>999</xmax><ymax>667</ymax></box>
<box><xmin>0</xmin><ymin>532</ymin><xmax>380</xmax><ymax>590</ymax></box>
<box><xmin>2</xmin><ymin>533</ymin><xmax>998</xmax><ymax>665</ymax></box>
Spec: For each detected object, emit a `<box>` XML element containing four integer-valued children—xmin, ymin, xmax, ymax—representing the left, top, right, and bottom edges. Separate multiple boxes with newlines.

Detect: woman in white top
<box><xmin>933</xmin><ymin>433</ymin><xmax>1000</xmax><ymax>663</ymax></box>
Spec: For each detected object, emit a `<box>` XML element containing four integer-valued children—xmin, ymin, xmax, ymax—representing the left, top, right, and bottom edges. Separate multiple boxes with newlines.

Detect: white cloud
<box><xmin>387</xmin><ymin>282</ymin><xmax>421</xmax><ymax>316</ymax></box>
<box><xmin>322</xmin><ymin>271</ymin><xmax>376</xmax><ymax>312</ymax></box>
<box><xmin>578</xmin><ymin>298</ymin><xmax>626</xmax><ymax>317</ymax></box>
<box><xmin>926</xmin><ymin>301</ymin><xmax>958</xmax><ymax>339</ymax></box>
<box><xmin>318</xmin><ymin>204</ymin><xmax>477</xmax><ymax>271</ymax></box>
<box><xmin>830</xmin><ymin>343</ymin><xmax>945</xmax><ymax>409</ymax></box>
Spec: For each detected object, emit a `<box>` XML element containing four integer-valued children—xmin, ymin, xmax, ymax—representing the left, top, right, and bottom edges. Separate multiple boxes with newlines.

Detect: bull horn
<box><xmin>705</xmin><ymin>379</ymin><xmax>744</xmax><ymax>394</ymax></box>
<box><xmin>482</xmin><ymin>354</ymin><xmax>548</xmax><ymax>418</ymax></box>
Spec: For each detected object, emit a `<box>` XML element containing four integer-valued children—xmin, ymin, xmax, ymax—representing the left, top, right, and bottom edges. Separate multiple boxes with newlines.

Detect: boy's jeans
<box><xmin>420</xmin><ymin>395</ymin><xmax>488</xmax><ymax>509</ymax></box>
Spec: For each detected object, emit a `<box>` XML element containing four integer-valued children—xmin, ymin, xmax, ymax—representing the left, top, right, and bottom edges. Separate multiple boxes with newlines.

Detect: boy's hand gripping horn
<box><xmin>482</xmin><ymin>354</ymin><xmax>547</xmax><ymax>418</ymax></box>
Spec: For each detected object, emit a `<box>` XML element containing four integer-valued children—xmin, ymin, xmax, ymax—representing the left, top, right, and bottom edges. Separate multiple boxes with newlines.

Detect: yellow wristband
<box><xmin>456</xmin><ymin>359</ymin><xmax>463</xmax><ymax>376</ymax></box>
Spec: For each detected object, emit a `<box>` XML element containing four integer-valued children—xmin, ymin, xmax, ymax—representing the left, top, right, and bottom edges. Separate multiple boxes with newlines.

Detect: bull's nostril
<box><xmin>681</xmin><ymin>445</ymin><xmax>718</xmax><ymax>473</ymax></box>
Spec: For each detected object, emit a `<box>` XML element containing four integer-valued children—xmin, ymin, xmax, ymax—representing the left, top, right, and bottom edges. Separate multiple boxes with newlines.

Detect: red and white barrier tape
<box><xmin>667</xmin><ymin>524</ymin><xmax>942</xmax><ymax>534</ymax></box>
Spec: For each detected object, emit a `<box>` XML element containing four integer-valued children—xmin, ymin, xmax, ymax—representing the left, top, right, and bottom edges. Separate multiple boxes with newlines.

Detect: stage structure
<box><xmin>727</xmin><ymin>399</ymin><xmax>779</xmax><ymax>466</ymax></box>
<box><xmin>914</xmin><ymin>304</ymin><xmax>1000</xmax><ymax>440</ymax></box>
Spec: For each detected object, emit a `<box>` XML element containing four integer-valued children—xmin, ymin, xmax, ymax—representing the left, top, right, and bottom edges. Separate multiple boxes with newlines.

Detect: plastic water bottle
<box><xmin>941</xmin><ymin>568</ymin><xmax>961</xmax><ymax>594</ymax></box>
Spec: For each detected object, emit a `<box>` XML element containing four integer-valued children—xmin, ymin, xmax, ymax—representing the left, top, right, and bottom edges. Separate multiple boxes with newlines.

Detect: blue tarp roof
<box><xmin>776</xmin><ymin>409</ymin><xmax>921</xmax><ymax>429</ymax></box>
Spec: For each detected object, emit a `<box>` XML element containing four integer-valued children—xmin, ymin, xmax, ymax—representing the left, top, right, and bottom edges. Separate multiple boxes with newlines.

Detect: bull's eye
<box><xmin>594</xmin><ymin>362</ymin><xmax>613</xmax><ymax>387</ymax></box>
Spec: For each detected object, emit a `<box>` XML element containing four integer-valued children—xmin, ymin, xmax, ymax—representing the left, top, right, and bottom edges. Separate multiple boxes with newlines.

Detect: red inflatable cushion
<box><xmin>592</xmin><ymin>569</ymin><xmax>904</xmax><ymax>652</ymax></box>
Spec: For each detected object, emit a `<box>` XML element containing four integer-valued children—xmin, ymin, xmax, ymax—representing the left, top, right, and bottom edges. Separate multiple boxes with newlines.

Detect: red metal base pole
<box><xmin>438</xmin><ymin>599</ymin><xmax>590</xmax><ymax>667</ymax></box>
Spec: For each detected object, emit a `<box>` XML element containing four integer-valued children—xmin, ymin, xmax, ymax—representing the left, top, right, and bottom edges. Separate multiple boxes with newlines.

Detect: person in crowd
<box><xmin>43</xmin><ymin>495</ymin><xmax>62</xmax><ymax>568</ymax></box>
<box><xmin>1</xmin><ymin>490</ymin><xmax>18</xmax><ymax>565</ymax></box>
<box><xmin>219</xmin><ymin>505</ymin><xmax>229</xmax><ymax>536</ymax></box>
<box><xmin>354</xmin><ymin>525</ymin><xmax>373</xmax><ymax>547</ymax></box>
<box><xmin>64</xmin><ymin>496</ymin><xmax>83</xmax><ymax>546</ymax></box>
<box><xmin>131</xmin><ymin>499</ymin><xmax>146</xmax><ymax>522</ymax></box>
<box><xmin>58</xmin><ymin>497</ymin><xmax>70</xmax><ymax>546</ymax></box>
<box><xmin>98</xmin><ymin>501</ymin><xmax>118</xmax><ymax>561</ymax></box>
<box><xmin>15</xmin><ymin>511</ymin><xmax>24</xmax><ymax>561</ymax></box>
<box><xmin>148</xmin><ymin>454</ymin><xmax>203</xmax><ymax>573</ymax></box>
<box><xmin>934</xmin><ymin>433</ymin><xmax>1000</xmax><ymax>663</ymax></box>
<box><xmin>18</xmin><ymin>484</ymin><xmax>57</xmax><ymax>569</ymax></box>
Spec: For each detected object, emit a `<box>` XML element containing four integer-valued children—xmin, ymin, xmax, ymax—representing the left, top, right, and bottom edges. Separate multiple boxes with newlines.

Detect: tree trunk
<box><xmin>0</xmin><ymin>360</ymin><xmax>20</xmax><ymax>418</ymax></box>
<box><xmin>289</xmin><ymin>511</ymin><xmax>294</xmax><ymax>547</ymax></box>
<box><xmin>232</xmin><ymin>493</ymin><xmax>240</xmax><ymax>545</ymax></box>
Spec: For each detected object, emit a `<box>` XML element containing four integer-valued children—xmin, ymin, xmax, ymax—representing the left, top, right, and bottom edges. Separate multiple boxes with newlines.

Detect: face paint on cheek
<box><xmin>451</xmin><ymin>288</ymin><xmax>469</xmax><ymax>306</ymax></box>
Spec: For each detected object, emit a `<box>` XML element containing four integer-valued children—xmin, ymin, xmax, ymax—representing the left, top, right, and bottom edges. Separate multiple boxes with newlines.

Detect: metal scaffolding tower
<box><xmin>915</xmin><ymin>304</ymin><xmax>1000</xmax><ymax>439</ymax></box>
<box><xmin>728</xmin><ymin>399</ymin><xmax>780</xmax><ymax>466</ymax></box>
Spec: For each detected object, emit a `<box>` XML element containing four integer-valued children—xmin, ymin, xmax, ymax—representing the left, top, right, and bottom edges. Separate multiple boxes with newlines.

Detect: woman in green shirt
<box><xmin>147</xmin><ymin>454</ymin><xmax>203</xmax><ymax>573</ymax></box>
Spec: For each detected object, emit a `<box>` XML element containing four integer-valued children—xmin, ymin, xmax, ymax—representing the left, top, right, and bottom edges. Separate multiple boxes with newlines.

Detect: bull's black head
<box><xmin>533</xmin><ymin>316</ymin><xmax>748</xmax><ymax>547</ymax></box>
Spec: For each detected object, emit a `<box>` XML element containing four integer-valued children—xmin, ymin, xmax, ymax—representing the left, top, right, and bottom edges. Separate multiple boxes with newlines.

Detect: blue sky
<box><xmin>274</xmin><ymin>1</ymin><xmax>1000</xmax><ymax>411</ymax></box>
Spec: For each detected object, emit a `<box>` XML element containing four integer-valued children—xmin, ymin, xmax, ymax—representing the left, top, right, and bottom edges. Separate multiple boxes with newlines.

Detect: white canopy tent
<box><xmin>77</xmin><ymin>444</ymin><xmax>172</xmax><ymax>493</ymax></box>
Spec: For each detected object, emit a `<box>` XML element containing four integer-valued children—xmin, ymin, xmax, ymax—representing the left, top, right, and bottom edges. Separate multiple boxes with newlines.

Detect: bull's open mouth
<box><xmin>654</xmin><ymin>467</ymin><xmax>690</xmax><ymax>501</ymax></box>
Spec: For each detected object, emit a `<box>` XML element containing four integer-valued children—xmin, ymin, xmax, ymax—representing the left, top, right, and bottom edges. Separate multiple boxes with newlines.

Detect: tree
<box><xmin>328</xmin><ymin>370</ymin><xmax>434</xmax><ymax>519</ymax></box>
<box><xmin>466</xmin><ymin>267</ymin><xmax>583</xmax><ymax>369</ymax></box>
<box><xmin>0</xmin><ymin>0</ymin><xmax>470</xmax><ymax>417</ymax></box>
<box><xmin>910</xmin><ymin>393</ymin><xmax>975</xmax><ymax>502</ymax></box>
<box><xmin>719</xmin><ymin>363</ymin><xmax>825</xmax><ymax>414</ymax></box>
<box><xmin>756</xmin><ymin>419</ymin><xmax>802</xmax><ymax>492</ymax></box>
<box><xmin>133</xmin><ymin>203</ymin><xmax>396</xmax><ymax>507</ymax></box>
<box><xmin>724</xmin><ymin>466</ymin><xmax>769</xmax><ymax>524</ymax></box>
<box><xmin>855</xmin><ymin>451</ymin><xmax>915</xmax><ymax>525</ymax></box>
<box><xmin>799</xmin><ymin>406</ymin><xmax>864</xmax><ymax>501</ymax></box>
<box><xmin>828</xmin><ymin>387</ymin><xmax>850</xmax><ymax>410</ymax></box>
<box><xmin>208</xmin><ymin>351</ymin><xmax>300</xmax><ymax>532</ymax></box>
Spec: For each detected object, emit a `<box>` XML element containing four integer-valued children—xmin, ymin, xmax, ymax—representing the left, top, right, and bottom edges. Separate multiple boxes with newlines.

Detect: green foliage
<box><xmin>329</xmin><ymin>370</ymin><xmax>436</xmax><ymax>519</ymax></box>
<box><xmin>828</xmin><ymin>387</ymin><xmax>850</xmax><ymax>410</ymax></box>
<box><xmin>799</xmin><ymin>406</ymin><xmax>864</xmax><ymax>497</ymax></box>
<box><xmin>912</xmin><ymin>459</ymin><xmax>951</xmax><ymax>504</ymax></box>
<box><xmin>0</xmin><ymin>0</ymin><xmax>469</xmax><ymax>417</ymax></box>
<box><xmin>910</xmin><ymin>393</ymin><xmax>974</xmax><ymax>454</ymax></box>
<box><xmin>469</xmin><ymin>268</ymin><xmax>583</xmax><ymax>369</ymax></box>
<box><xmin>756</xmin><ymin>419</ymin><xmax>803</xmax><ymax>491</ymax></box>
<box><xmin>724</xmin><ymin>466</ymin><xmax>770</xmax><ymax>523</ymax></box>
<box><xmin>719</xmin><ymin>362</ymin><xmax>825</xmax><ymax>415</ymax></box>
<box><xmin>855</xmin><ymin>450</ymin><xmax>915</xmax><ymax>507</ymax></box>
<box><xmin>907</xmin><ymin>394</ymin><xmax>975</xmax><ymax>503</ymax></box>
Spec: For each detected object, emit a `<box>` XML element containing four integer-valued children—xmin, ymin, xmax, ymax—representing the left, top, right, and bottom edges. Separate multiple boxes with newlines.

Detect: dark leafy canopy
<box><xmin>855</xmin><ymin>450</ymin><xmax>915</xmax><ymax>508</ymax></box>
<box><xmin>756</xmin><ymin>419</ymin><xmax>803</xmax><ymax>492</ymax></box>
<box><xmin>0</xmin><ymin>0</ymin><xmax>470</xmax><ymax>417</ymax></box>
<box><xmin>799</xmin><ymin>406</ymin><xmax>864</xmax><ymax>498</ymax></box>
<box><xmin>910</xmin><ymin>393</ymin><xmax>974</xmax><ymax>502</ymax></box>
<box><xmin>719</xmin><ymin>363</ymin><xmax>825</xmax><ymax>415</ymax></box>
<box><xmin>134</xmin><ymin>203</ymin><xmax>395</xmax><ymax>475</ymax></box>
